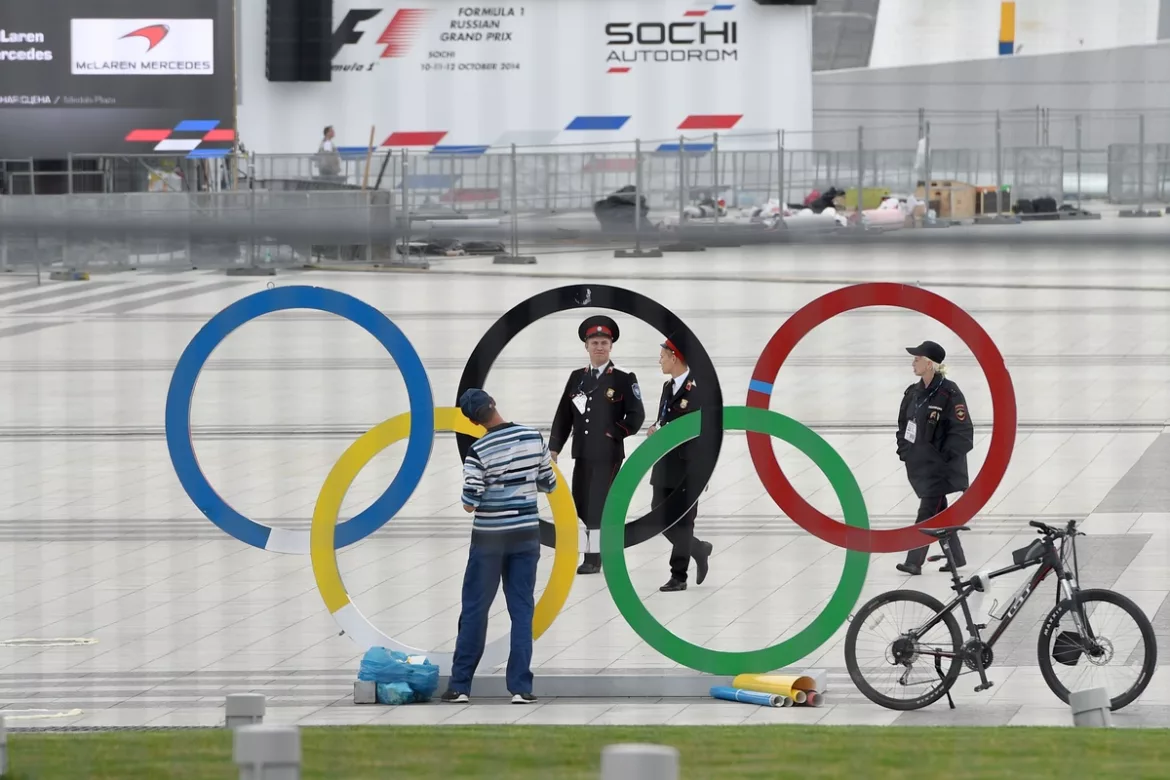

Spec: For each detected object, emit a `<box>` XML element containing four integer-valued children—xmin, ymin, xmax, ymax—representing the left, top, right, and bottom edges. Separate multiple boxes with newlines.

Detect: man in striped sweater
<box><xmin>442</xmin><ymin>388</ymin><xmax>556</xmax><ymax>705</ymax></box>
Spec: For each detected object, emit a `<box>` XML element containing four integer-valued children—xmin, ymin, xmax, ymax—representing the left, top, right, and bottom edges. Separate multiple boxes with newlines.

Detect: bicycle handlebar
<box><xmin>1029</xmin><ymin>519</ymin><xmax>1083</xmax><ymax>537</ymax></box>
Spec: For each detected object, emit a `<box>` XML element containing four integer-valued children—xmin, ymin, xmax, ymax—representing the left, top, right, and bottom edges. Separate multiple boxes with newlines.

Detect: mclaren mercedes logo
<box><xmin>120</xmin><ymin>24</ymin><xmax>170</xmax><ymax>52</ymax></box>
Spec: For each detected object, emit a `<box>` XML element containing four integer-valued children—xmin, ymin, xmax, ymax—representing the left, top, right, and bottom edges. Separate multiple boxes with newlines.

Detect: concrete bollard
<box><xmin>600</xmin><ymin>743</ymin><xmax>679</xmax><ymax>780</ymax></box>
<box><xmin>233</xmin><ymin>724</ymin><xmax>301</xmax><ymax>780</ymax></box>
<box><xmin>1069</xmin><ymin>687</ymin><xmax>1113</xmax><ymax>728</ymax></box>
<box><xmin>225</xmin><ymin>693</ymin><xmax>267</xmax><ymax>729</ymax></box>
<box><xmin>1</xmin><ymin>715</ymin><xmax>8</xmax><ymax>775</ymax></box>
<box><xmin>354</xmin><ymin>680</ymin><xmax>377</xmax><ymax>704</ymax></box>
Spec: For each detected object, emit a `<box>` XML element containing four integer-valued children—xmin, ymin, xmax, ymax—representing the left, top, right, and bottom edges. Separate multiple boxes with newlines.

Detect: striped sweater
<box><xmin>461</xmin><ymin>422</ymin><xmax>556</xmax><ymax>538</ymax></box>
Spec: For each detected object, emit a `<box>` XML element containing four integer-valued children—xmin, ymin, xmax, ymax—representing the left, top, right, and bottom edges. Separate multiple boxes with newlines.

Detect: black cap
<box><xmin>579</xmin><ymin>315</ymin><xmax>619</xmax><ymax>343</ymax></box>
<box><xmin>906</xmin><ymin>340</ymin><xmax>946</xmax><ymax>363</ymax></box>
<box><xmin>458</xmin><ymin>388</ymin><xmax>495</xmax><ymax>424</ymax></box>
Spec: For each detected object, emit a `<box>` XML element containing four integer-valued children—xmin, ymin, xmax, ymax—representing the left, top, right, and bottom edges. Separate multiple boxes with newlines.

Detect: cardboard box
<box><xmin>915</xmin><ymin>180</ymin><xmax>976</xmax><ymax>220</ymax></box>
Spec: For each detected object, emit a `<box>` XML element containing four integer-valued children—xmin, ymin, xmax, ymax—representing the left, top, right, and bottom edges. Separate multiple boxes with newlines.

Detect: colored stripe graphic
<box><xmin>712</xmin><ymin>3</ymin><xmax>735</xmax><ymax>9</ymax></box>
<box><xmin>338</xmin><ymin>146</ymin><xmax>375</xmax><ymax>155</ymax></box>
<box><xmin>382</xmin><ymin>131</ymin><xmax>448</xmax><ymax>146</ymax></box>
<box><xmin>679</xmin><ymin>114</ymin><xmax>742</xmax><ymax>130</ymax></box>
<box><xmin>999</xmin><ymin>1</ymin><xmax>1015</xmax><ymax>55</ymax></box>
<box><xmin>684</xmin><ymin>9</ymin><xmax>707</xmax><ymax>15</ymax></box>
<box><xmin>656</xmin><ymin>142</ymin><xmax>714</xmax><ymax>153</ymax></box>
<box><xmin>748</xmin><ymin>380</ymin><xmax>773</xmax><ymax>396</ymax></box>
<box><xmin>565</xmin><ymin>116</ymin><xmax>630</xmax><ymax>131</ymax></box>
<box><xmin>608</xmin><ymin>67</ymin><xmax>630</xmax><ymax>74</ymax></box>
<box><xmin>174</xmin><ymin>119</ymin><xmax>220</xmax><ymax>132</ymax></box>
<box><xmin>430</xmin><ymin>145</ymin><xmax>489</xmax><ymax>156</ymax></box>
<box><xmin>378</xmin><ymin>9</ymin><xmax>431</xmax><ymax>58</ymax></box>
<box><xmin>187</xmin><ymin>148</ymin><xmax>231</xmax><ymax>159</ymax></box>
<box><xmin>154</xmin><ymin>139</ymin><xmax>202</xmax><ymax>152</ymax></box>
<box><xmin>201</xmin><ymin>128</ymin><xmax>235</xmax><ymax>142</ymax></box>
<box><xmin>125</xmin><ymin>129</ymin><xmax>170</xmax><ymax>142</ymax></box>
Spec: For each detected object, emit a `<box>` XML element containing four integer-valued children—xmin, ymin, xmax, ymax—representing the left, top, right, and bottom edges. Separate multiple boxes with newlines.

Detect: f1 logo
<box><xmin>331</xmin><ymin>8</ymin><xmax>430</xmax><ymax>59</ymax></box>
<box><xmin>331</xmin><ymin>9</ymin><xmax>378</xmax><ymax>57</ymax></box>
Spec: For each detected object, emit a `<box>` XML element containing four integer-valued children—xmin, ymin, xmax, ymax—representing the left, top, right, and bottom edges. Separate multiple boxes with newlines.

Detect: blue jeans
<box><xmin>448</xmin><ymin>535</ymin><xmax>540</xmax><ymax>695</ymax></box>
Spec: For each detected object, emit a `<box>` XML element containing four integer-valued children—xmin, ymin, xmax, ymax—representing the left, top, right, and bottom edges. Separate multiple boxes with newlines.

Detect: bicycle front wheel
<box><xmin>1037</xmin><ymin>587</ymin><xmax>1158</xmax><ymax>711</ymax></box>
<box><xmin>845</xmin><ymin>589</ymin><xmax>965</xmax><ymax>711</ymax></box>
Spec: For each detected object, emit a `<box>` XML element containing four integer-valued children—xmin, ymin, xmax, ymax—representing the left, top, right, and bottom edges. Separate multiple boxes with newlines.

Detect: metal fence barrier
<box><xmin>2</xmin><ymin>114</ymin><xmax>1169</xmax><ymax>276</ymax></box>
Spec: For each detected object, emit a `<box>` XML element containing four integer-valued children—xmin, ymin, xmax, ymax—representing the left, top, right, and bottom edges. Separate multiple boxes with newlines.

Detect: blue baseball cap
<box><xmin>458</xmin><ymin>388</ymin><xmax>495</xmax><ymax>424</ymax></box>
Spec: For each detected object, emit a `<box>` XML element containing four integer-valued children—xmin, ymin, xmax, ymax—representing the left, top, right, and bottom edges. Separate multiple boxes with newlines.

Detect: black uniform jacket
<box><xmin>650</xmin><ymin>373</ymin><xmax>701</xmax><ymax>487</ymax></box>
<box><xmin>896</xmin><ymin>374</ymin><xmax>975</xmax><ymax>498</ymax></box>
<box><xmin>549</xmin><ymin>362</ymin><xmax>645</xmax><ymax>461</ymax></box>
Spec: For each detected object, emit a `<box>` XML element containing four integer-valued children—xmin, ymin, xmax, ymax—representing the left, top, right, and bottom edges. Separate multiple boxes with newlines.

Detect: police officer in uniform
<box><xmin>549</xmin><ymin>316</ymin><xmax>646</xmax><ymax>574</ymax></box>
<box><xmin>646</xmin><ymin>337</ymin><xmax>713</xmax><ymax>592</ymax></box>
<box><xmin>895</xmin><ymin>340</ymin><xmax>975</xmax><ymax>575</ymax></box>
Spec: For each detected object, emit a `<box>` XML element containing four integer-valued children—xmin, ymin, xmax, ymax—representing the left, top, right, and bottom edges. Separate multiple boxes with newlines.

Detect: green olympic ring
<box><xmin>601</xmin><ymin>405</ymin><xmax>871</xmax><ymax>675</ymax></box>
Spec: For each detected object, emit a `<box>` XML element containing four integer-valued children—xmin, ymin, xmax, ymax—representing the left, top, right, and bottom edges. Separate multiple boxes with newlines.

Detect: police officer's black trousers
<box><xmin>654</xmin><ymin>485</ymin><xmax>705</xmax><ymax>582</ymax></box>
<box><xmin>904</xmin><ymin>495</ymin><xmax>967</xmax><ymax>568</ymax></box>
<box><xmin>572</xmin><ymin>458</ymin><xmax>621</xmax><ymax>566</ymax></box>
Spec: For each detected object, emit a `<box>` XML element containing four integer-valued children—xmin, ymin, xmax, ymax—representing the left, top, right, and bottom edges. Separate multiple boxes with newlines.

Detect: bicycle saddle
<box><xmin>918</xmin><ymin>525</ymin><xmax>971</xmax><ymax>538</ymax></box>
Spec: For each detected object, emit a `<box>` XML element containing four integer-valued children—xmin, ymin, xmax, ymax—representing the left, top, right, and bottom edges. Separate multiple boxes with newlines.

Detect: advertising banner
<box><xmin>0</xmin><ymin>0</ymin><xmax>236</xmax><ymax>158</ymax></box>
<box><xmin>238</xmin><ymin>0</ymin><xmax>813</xmax><ymax>154</ymax></box>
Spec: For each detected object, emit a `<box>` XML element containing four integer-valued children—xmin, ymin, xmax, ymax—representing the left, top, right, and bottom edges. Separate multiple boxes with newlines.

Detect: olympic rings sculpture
<box><xmin>165</xmin><ymin>282</ymin><xmax>1017</xmax><ymax>675</ymax></box>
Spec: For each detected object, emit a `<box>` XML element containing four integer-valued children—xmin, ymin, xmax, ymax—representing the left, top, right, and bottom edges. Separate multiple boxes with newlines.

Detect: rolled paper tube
<box><xmin>731</xmin><ymin>674</ymin><xmax>817</xmax><ymax>701</ymax></box>
<box><xmin>780</xmin><ymin>696</ymin><xmax>793</xmax><ymax>707</ymax></box>
<box><xmin>709</xmin><ymin>686</ymin><xmax>783</xmax><ymax>708</ymax></box>
<box><xmin>793</xmin><ymin>690</ymin><xmax>807</xmax><ymax>704</ymax></box>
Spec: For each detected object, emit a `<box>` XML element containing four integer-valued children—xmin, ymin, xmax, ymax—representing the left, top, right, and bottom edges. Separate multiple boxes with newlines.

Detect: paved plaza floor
<box><xmin>1</xmin><ymin>220</ymin><xmax>1168</xmax><ymax>729</ymax></box>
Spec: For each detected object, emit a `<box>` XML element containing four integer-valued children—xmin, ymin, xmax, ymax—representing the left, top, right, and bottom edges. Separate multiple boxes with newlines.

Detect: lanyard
<box><xmin>659</xmin><ymin>377</ymin><xmax>682</xmax><ymax>424</ymax></box>
<box><xmin>578</xmin><ymin>363</ymin><xmax>607</xmax><ymax>395</ymax></box>
<box><xmin>913</xmin><ymin>380</ymin><xmax>942</xmax><ymax>415</ymax></box>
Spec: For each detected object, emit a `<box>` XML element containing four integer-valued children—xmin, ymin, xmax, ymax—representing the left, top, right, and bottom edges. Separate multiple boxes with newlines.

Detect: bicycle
<box><xmin>843</xmin><ymin>519</ymin><xmax>1158</xmax><ymax>711</ymax></box>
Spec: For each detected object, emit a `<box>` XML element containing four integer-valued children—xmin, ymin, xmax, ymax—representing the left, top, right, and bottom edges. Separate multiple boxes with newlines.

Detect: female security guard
<box><xmin>895</xmin><ymin>340</ymin><xmax>975</xmax><ymax>575</ymax></box>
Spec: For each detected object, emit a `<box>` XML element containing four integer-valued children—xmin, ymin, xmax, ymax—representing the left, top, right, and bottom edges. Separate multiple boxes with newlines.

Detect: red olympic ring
<box><xmin>745</xmin><ymin>283</ymin><xmax>1017</xmax><ymax>553</ymax></box>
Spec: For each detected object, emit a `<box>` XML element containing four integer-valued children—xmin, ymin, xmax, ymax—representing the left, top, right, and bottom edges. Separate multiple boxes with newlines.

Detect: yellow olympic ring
<box><xmin>310</xmin><ymin>407</ymin><xmax>578</xmax><ymax>668</ymax></box>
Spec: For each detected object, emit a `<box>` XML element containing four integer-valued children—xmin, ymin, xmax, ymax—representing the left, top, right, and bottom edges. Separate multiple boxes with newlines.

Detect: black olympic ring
<box><xmin>455</xmin><ymin>284</ymin><xmax>724</xmax><ymax>549</ymax></box>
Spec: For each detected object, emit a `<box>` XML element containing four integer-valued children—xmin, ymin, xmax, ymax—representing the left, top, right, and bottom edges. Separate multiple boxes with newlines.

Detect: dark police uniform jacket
<box><xmin>651</xmin><ymin>373</ymin><xmax>700</xmax><ymax>487</ymax></box>
<box><xmin>549</xmin><ymin>362</ymin><xmax>645</xmax><ymax>462</ymax></box>
<box><xmin>896</xmin><ymin>374</ymin><xmax>975</xmax><ymax>499</ymax></box>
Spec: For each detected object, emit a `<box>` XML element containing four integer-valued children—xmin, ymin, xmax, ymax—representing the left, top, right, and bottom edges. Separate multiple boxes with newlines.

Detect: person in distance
<box><xmin>895</xmin><ymin>340</ymin><xmax>974</xmax><ymax>576</ymax></box>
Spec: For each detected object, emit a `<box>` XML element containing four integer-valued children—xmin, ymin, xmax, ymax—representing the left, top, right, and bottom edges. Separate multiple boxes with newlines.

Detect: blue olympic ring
<box><xmin>164</xmin><ymin>286</ymin><xmax>436</xmax><ymax>553</ymax></box>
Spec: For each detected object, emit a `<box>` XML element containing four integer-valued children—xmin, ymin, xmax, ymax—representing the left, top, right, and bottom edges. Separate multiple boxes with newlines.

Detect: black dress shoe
<box><xmin>939</xmin><ymin>563</ymin><xmax>964</xmax><ymax>573</ymax></box>
<box><xmin>694</xmin><ymin>541</ymin><xmax>713</xmax><ymax>585</ymax></box>
<box><xmin>659</xmin><ymin>578</ymin><xmax>687</xmax><ymax>592</ymax></box>
<box><xmin>896</xmin><ymin>563</ymin><xmax>922</xmax><ymax>575</ymax></box>
<box><xmin>577</xmin><ymin>562</ymin><xmax>601</xmax><ymax>575</ymax></box>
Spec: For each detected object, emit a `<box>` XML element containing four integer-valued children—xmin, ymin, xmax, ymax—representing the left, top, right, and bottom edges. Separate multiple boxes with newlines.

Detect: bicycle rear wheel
<box><xmin>1037</xmin><ymin>588</ymin><xmax>1157</xmax><ymax>711</ymax></box>
<box><xmin>845</xmin><ymin>589</ymin><xmax>965</xmax><ymax>710</ymax></box>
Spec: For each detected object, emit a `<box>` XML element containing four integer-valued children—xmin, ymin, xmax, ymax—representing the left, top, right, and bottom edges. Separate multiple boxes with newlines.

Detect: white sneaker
<box><xmin>511</xmin><ymin>693</ymin><xmax>537</xmax><ymax>704</ymax></box>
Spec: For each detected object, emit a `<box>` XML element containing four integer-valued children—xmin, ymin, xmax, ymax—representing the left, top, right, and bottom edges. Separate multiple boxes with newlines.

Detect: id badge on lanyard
<box><xmin>906</xmin><ymin>383</ymin><xmax>938</xmax><ymax>445</ymax></box>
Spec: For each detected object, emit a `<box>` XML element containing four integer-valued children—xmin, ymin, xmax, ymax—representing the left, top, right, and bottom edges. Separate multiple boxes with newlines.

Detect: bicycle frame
<box><xmin>910</xmin><ymin>530</ymin><xmax>1083</xmax><ymax>656</ymax></box>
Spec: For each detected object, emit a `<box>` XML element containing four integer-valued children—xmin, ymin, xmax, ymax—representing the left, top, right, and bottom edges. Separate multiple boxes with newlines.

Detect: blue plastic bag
<box><xmin>357</xmin><ymin>647</ymin><xmax>440</xmax><ymax>703</ymax></box>
<box><xmin>376</xmin><ymin>682</ymin><xmax>415</xmax><ymax>705</ymax></box>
